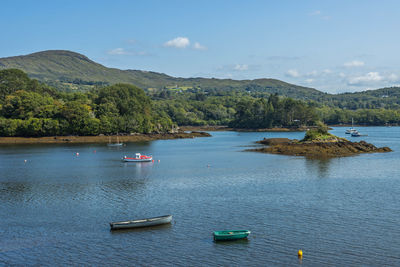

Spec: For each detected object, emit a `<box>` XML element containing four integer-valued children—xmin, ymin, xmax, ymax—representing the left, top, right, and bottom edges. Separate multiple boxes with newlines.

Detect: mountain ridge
<box><xmin>0</xmin><ymin>50</ymin><xmax>324</xmax><ymax>99</ymax></box>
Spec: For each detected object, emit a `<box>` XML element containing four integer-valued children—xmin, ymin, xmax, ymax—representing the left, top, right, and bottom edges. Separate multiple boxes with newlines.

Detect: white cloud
<box><xmin>310</xmin><ymin>10</ymin><xmax>321</xmax><ymax>16</ymax></box>
<box><xmin>306</xmin><ymin>70</ymin><xmax>318</xmax><ymax>77</ymax></box>
<box><xmin>322</xmin><ymin>69</ymin><xmax>332</xmax><ymax>74</ymax></box>
<box><xmin>305</xmin><ymin>78</ymin><xmax>314</xmax><ymax>83</ymax></box>
<box><xmin>164</xmin><ymin>37</ymin><xmax>190</xmax><ymax>48</ymax></box>
<box><xmin>348</xmin><ymin>72</ymin><xmax>383</xmax><ymax>85</ymax></box>
<box><xmin>107</xmin><ymin>48</ymin><xmax>152</xmax><ymax>56</ymax></box>
<box><xmin>387</xmin><ymin>73</ymin><xmax>399</xmax><ymax>82</ymax></box>
<box><xmin>286</xmin><ymin>69</ymin><xmax>300</xmax><ymax>78</ymax></box>
<box><xmin>126</xmin><ymin>39</ymin><xmax>137</xmax><ymax>44</ymax></box>
<box><xmin>234</xmin><ymin>64</ymin><xmax>249</xmax><ymax>71</ymax></box>
<box><xmin>108</xmin><ymin>48</ymin><xmax>130</xmax><ymax>55</ymax></box>
<box><xmin>309</xmin><ymin>10</ymin><xmax>330</xmax><ymax>20</ymax></box>
<box><xmin>265</xmin><ymin>55</ymin><xmax>300</xmax><ymax>61</ymax></box>
<box><xmin>193</xmin><ymin>42</ymin><xmax>207</xmax><ymax>50</ymax></box>
<box><xmin>344</xmin><ymin>60</ymin><xmax>365</xmax><ymax>67</ymax></box>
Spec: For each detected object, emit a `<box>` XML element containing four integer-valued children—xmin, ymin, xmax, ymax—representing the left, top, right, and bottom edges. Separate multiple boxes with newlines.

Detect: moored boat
<box><xmin>110</xmin><ymin>215</ymin><xmax>172</xmax><ymax>230</ymax></box>
<box><xmin>345</xmin><ymin>128</ymin><xmax>357</xmax><ymax>134</ymax></box>
<box><xmin>345</xmin><ymin>118</ymin><xmax>356</xmax><ymax>134</ymax></box>
<box><xmin>122</xmin><ymin>153</ymin><xmax>152</xmax><ymax>162</ymax></box>
<box><xmin>213</xmin><ymin>230</ymin><xmax>251</xmax><ymax>241</ymax></box>
<box><xmin>351</xmin><ymin>129</ymin><xmax>369</xmax><ymax>137</ymax></box>
<box><xmin>107</xmin><ymin>136</ymin><xmax>123</xmax><ymax>147</ymax></box>
<box><xmin>108</xmin><ymin>143</ymin><xmax>123</xmax><ymax>147</ymax></box>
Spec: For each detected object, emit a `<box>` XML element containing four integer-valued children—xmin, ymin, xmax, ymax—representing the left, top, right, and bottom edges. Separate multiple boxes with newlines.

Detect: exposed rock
<box><xmin>250</xmin><ymin>138</ymin><xmax>392</xmax><ymax>158</ymax></box>
<box><xmin>256</xmin><ymin>138</ymin><xmax>292</xmax><ymax>145</ymax></box>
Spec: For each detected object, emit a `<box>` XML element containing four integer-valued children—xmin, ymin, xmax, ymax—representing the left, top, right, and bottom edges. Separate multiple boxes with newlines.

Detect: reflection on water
<box><xmin>1</xmin><ymin>128</ymin><xmax>400</xmax><ymax>266</ymax></box>
<box><xmin>305</xmin><ymin>157</ymin><xmax>332</xmax><ymax>178</ymax></box>
<box><xmin>213</xmin><ymin>238</ymin><xmax>250</xmax><ymax>246</ymax></box>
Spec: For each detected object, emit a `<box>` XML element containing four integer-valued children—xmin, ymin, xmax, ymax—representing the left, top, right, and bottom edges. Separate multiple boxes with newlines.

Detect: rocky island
<box><xmin>249</xmin><ymin>123</ymin><xmax>392</xmax><ymax>158</ymax></box>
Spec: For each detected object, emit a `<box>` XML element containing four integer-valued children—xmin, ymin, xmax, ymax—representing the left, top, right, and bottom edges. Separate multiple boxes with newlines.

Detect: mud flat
<box><xmin>0</xmin><ymin>131</ymin><xmax>211</xmax><ymax>144</ymax></box>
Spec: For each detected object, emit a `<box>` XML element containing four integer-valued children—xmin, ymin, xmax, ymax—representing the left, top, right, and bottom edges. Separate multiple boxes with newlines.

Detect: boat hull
<box><xmin>122</xmin><ymin>157</ymin><xmax>152</xmax><ymax>162</ymax></box>
<box><xmin>213</xmin><ymin>230</ymin><xmax>251</xmax><ymax>241</ymax></box>
<box><xmin>108</xmin><ymin>143</ymin><xmax>123</xmax><ymax>147</ymax></box>
<box><xmin>110</xmin><ymin>215</ymin><xmax>172</xmax><ymax>230</ymax></box>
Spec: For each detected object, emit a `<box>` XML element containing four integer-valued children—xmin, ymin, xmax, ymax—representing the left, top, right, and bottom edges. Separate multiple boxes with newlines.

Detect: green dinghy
<box><xmin>213</xmin><ymin>230</ymin><xmax>251</xmax><ymax>241</ymax></box>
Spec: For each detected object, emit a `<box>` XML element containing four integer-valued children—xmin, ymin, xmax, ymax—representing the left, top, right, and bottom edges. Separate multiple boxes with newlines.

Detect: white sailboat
<box><xmin>107</xmin><ymin>135</ymin><xmax>123</xmax><ymax>147</ymax></box>
<box><xmin>345</xmin><ymin>118</ymin><xmax>357</xmax><ymax>134</ymax></box>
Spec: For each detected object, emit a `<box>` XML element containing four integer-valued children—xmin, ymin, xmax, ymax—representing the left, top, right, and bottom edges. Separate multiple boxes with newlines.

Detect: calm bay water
<box><xmin>1</xmin><ymin>127</ymin><xmax>400</xmax><ymax>266</ymax></box>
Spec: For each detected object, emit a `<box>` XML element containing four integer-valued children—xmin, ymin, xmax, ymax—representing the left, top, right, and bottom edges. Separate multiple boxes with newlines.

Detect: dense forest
<box><xmin>1</xmin><ymin>69</ymin><xmax>400</xmax><ymax>137</ymax></box>
<box><xmin>150</xmin><ymin>87</ymin><xmax>400</xmax><ymax>127</ymax></box>
<box><xmin>0</xmin><ymin>69</ymin><xmax>173</xmax><ymax>136</ymax></box>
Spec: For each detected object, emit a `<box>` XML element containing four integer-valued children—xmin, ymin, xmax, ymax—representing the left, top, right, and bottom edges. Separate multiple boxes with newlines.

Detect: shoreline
<box><xmin>180</xmin><ymin>126</ymin><xmax>309</xmax><ymax>132</ymax></box>
<box><xmin>0</xmin><ymin>132</ymin><xmax>211</xmax><ymax>144</ymax></box>
<box><xmin>329</xmin><ymin>124</ymin><xmax>398</xmax><ymax>127</ymax></box>
<box><xmin>181</xmin><ymin>125</ymin><xmax>398</xmax><ymax>132</ymax></box>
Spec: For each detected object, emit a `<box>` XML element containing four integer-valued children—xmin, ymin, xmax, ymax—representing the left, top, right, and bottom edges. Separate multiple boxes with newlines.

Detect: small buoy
<box><xmin>152</xmin><ymin>160</ymin><xmax>154</xmax><ymax>162</ymax></box>
<box><xmin>298</xmin><ymin>249</ymin><xmax>303</xmax><ymax>258</ymax></box>
<box><xmin>158</xmin><ymin>159</ymin><xmax>160</xmax><ymax>163</ymax></box>
<box><xmin>76</xmin><ymin>152</ymin><xmax>79</xmax><ymax>156</ymax></box>
<box><xmin>93</xmin><ymin>150</ymin><xmax>96</xmax><ymax>153</ymax></box>
<box><xmin>24</xmin><ymin>159</ymin><xmax>27</xmax><ymax>163</ymax></box>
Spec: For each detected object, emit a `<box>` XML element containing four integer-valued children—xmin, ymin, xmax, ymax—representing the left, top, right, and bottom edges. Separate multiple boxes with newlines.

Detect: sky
<box><xmin>2</xmin><ymin>0</ymin><xmax>400</xmax><ymax>93</ymax></box>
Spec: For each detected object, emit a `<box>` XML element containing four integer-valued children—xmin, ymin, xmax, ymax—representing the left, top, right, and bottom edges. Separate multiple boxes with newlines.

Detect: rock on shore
<box><xmin>250</xmin><ymin>138</ymin><xmax>392</xmax><ymax>158</ymax></box>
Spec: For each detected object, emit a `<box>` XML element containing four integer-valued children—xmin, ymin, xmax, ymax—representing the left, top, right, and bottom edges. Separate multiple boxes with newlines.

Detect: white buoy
<box><xmin>24</xmin><ymin>159</ymin><xmax>27</xmax><ymax>163</ymax></box>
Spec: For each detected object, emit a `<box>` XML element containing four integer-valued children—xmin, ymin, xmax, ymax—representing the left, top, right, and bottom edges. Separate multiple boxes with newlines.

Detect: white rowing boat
<box><xmin>110</xmin><ymin>215</ymin><xmax>172</xmax><ymax>230</ymax></box>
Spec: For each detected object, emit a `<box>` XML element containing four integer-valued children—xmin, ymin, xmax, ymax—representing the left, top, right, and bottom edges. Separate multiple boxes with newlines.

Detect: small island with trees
<box><xmin>249</xmin><ymin>122</ymin><xmax>392</xmax><ymax>158</ymax></box>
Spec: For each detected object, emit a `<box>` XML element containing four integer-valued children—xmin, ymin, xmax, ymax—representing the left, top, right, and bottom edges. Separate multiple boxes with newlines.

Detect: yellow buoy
<box><xmin>298</xmin><ymin>249</ymin><xmax>303</xmax><ymax>258</ymax></box>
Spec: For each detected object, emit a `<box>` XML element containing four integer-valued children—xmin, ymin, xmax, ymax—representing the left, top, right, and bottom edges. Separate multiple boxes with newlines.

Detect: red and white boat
<box><xmin>123</xmin><ymin>153</ymin><xmax>153</xmax><ymax>162</ymax></box>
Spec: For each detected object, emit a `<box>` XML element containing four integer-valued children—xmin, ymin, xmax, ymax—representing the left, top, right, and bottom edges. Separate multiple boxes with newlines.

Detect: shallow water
<box><xmin>1</xmin><ymin>127</ymin><xmax>400</xmax><ymax>266</ymax></box>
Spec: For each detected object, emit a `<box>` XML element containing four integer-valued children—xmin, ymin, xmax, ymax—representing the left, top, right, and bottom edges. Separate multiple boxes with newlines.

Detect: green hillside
<box><xmin>314</xmin><ymin>86</ymin><xmax>400</xmax><ymax>109</ymax></box>
<box><xmin>2</xmin><ymin>50</ymin><xmax>400</xmax><ymax>110</ymax></box>
<box><xmin>0</xmin><ymin>50</ymin><xmax>324</xmax><ymax>99</ymax></box>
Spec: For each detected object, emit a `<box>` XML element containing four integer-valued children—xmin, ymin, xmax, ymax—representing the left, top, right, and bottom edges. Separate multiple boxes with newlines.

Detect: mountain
<box><xmin>0</xmin><ymin>50</ymin><xmax>324</xmax><ymax>100</ymax></box>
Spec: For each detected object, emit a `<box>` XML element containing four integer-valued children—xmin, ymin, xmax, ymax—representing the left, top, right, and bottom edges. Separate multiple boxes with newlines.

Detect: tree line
<box><xmin>1</xmin><ymin>69</ymin><xmax>400</xmax><ymax>137</ymax></box>
<box><xmin>0</xmin><ymin>69</ymin><xmax>172</xmax><ymax>136</ymax></box>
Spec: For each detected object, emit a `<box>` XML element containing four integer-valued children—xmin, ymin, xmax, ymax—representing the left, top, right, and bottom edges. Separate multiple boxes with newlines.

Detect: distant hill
<box><xmin>0</xmin><ymin>50</ymin><xmax>324</xmax><ymax>100</ymax></box>
<box><xmin>315</xmin><ymin>86</ymin><xmax>400</xmax><ymax>109</ymax></box>
<box><xmin>2</xmin><ymin>50</ymin><xmax>400</xmax><ymax>109</ymax></box>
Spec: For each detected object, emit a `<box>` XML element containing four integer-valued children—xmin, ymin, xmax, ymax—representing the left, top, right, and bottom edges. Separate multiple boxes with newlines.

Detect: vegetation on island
<box><xmin>302</xmin><ymin>122</ymin><xmax>340</xmax><ymax>142</ymax></box>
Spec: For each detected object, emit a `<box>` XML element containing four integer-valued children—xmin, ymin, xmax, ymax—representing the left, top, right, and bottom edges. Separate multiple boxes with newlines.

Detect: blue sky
<box><xmin>2</xmin><ymin>0</ymin><xmax>400</xmax><ymax>93</ymax></box>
